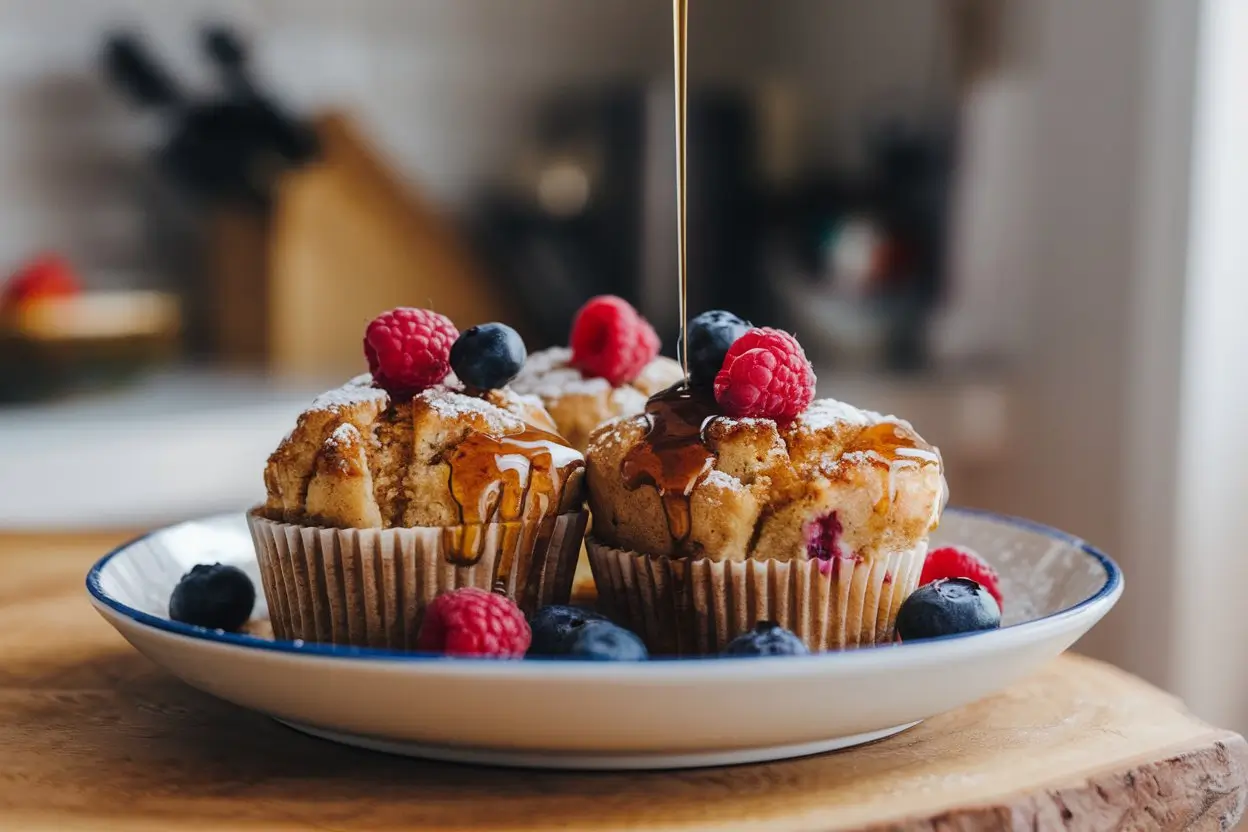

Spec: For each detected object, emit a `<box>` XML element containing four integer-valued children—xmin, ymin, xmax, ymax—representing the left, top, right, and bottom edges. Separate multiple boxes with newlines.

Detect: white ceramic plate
<box><xmin>88</xmin><ymin>507</ymin><xmax>1121</xmax><ymax>770</ymax></box>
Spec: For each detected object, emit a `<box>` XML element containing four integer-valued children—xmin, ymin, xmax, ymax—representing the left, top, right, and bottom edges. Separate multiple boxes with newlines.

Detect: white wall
<box><xmin>1171</xmin><ymin>0</ymin><xmax>1248</xmax><ymax>730</ymax></box>
<box><xmin>989</xmin><ymin>0</ymin><xmax>1248</xmax><ymax>733</ymax></box>
<box><xmin>988</xmin><ymin>0</ymin><xmax>1147</xmax><ymax>666</ymax></box>
<box><xmin>1120</xmin><ymin>0</ymin><xmax>1199</xmax><ymax>694</ymax></box>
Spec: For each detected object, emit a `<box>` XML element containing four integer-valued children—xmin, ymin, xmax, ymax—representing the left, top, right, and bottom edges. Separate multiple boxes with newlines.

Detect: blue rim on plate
<box><xmin>86</xmin><ymin>506</ymin><xmax>1123</xmax><ymax>666</ymax></box>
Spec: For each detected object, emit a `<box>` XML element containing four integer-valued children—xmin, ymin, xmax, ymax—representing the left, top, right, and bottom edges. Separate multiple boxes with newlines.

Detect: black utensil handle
<box><xmin>200</xmin><ymin>23</ymin><xmax>319</xmax><ymax>163</ymax></box>
<box><xmin>202</xmin><ymin>24</ymin><xmax>255</xmax><ymax>100</ymax></box>
<box><xmin>102</xmin><ymin>33</ymin><xmax>184</xmax><ymax>111</ymax></box>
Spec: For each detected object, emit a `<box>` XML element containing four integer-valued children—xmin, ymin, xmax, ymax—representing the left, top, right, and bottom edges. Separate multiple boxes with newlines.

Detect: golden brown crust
<box><xmin>264</xmin><ymin>376</ymin><xmax>585</xmax><ymax>529</ymax></box>
<box><xmin>511</xmin><ymin>347</ymin><xmax>684</xmax><ymax>452</ymax></box>
<box><xmin>585</xmin><ymin>398</ymin><xmax>946</xmax><ymax>563</ymax></box>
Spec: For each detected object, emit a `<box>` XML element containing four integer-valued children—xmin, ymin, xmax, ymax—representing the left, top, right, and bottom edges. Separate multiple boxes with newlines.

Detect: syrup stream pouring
<box><xmin>672</xmin><ymin>0</ymin><xmax>690</xmax><ymax>381</ymax></box>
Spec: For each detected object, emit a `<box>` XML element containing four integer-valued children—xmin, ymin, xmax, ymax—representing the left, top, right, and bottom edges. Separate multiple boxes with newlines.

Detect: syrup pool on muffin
<box><xmin>583</xmin><ymin>313</ymin><xmax>947</xmax><ymax>655</ymax></box>
<box><xmin>511</xmin><ymin>295</ymin><xmax>683</xmax><ymax>453</ymax></box>
<box><xmin>251</xmin><ymin>308</ymin><xmax>588</xmax><ymax>651</ymax></box>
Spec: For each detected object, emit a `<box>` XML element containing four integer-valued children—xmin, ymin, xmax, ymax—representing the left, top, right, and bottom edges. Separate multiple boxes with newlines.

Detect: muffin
<box><xmin>584</xmin><ymin>321</ymin><xmax>946</xmax><ymax>654</ymax></box>
<box><xmin>512</xmin><ymin>296</ymin><xmax>682</xmax><ymax>598</ymax></box>
<box><xmin>512</xmin><ymin>296</ymin><xmax>682</xmax><ymax>453</ymax></box>
<box><xmin>249</xmin><ymin>310</ymin><xmax>587</xmax><ymax>649</ymax></box>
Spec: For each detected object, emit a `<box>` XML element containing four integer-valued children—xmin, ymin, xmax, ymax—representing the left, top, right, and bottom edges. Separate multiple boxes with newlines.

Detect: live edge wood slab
<box><xmin>1</xmin><ymin>532</ymin><xmax>1245</xmax><ymax>831</ymax></box>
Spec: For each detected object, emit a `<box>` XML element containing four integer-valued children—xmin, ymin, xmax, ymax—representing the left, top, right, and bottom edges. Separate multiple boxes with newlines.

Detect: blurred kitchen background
<box><xmin>1</xmin><ymin>0</ymin><xmax>1245</xmax><ymax>732</ymax></box>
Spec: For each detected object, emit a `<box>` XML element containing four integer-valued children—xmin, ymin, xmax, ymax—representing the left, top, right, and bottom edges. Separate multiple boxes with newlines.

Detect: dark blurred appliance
<box><xmin>766</xmin><ymin>106</ymin><xmax>953</xmax><ymax>373</ymax></box>
<box><xmin>472</xmin><ymin>85</ymin><xmax>760</xmax><ymax>351</ymax></box>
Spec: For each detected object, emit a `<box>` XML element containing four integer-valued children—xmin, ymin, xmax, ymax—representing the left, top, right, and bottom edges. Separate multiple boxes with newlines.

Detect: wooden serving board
<box><xmin>1</xmin><ymin>531</ymin><xmax>1245</xmax><ymax>831</ymax></box>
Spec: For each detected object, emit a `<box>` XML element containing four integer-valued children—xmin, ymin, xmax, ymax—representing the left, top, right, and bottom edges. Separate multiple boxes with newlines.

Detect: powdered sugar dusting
<box><xmin>799</xmin><ymin>398</ymin><xmax>889</xmax><ymax>432</ymax></box>
<box><xmin>416</xmin><ymin>386</ymin><xmax>522</xmax><ymax>434</ymax></box>
<box><xmin>607</xmin><ymin>385</ymin><xmax>648</xmax><ymax>414</ymax></box>
<box><xmin>512</xmin><ymin>391</ymin><xmax>547</xmax><ymax>412</ymax></box>
<box><xmin>514</xmin><ymin>347</ymin><xmax>682</xmax><ymax>402</ymax></box>
<box><xmin>633</xmin><ymin>354</ymin><xmax>685</xmax><ymax>394</ymax></box>
<box><xmin>513</xmin><ymin>347</ymin><xmax>615</xmax><ymax>400</ymax></box>
<box><xmin>326</xmin><ymin>422</ymin><xmax>362</xmax><ymax>448</ymax></box>
<box><xmin>586</xmin><ymin>414</ymin><xmax>632</xmax><ymax>454</ymax></box>
<box><xmin>309</xmin><ymin>374</ymin><xmax>388</xmax><ymax>413</ymax></box>
<box><xmin>702</xmin><ymin>469</ymin><xmax>742</xmax><ymax>492</ymax></box>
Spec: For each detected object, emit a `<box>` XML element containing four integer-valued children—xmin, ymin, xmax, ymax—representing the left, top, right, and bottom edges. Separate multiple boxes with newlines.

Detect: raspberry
<box><xmin>805</xmin><ymin>511</ymin><xmax>844</xmax><ymax>562</ymax></box>
<box><xmin>920</xmin><ymin>545</ymin><xmax>1004</xmax><ymax>610</ymax></box>
<box><xmin>713</xmin><ymin>327</ymin><xmax>815</xmax><ymax>420</ymax></box>
<box><xmin>569</xmin><ymin>295</ymin><xmax>660</xmax><ymax>385</ymax></box>
<box><xmin>416</xmin><ymin>587</ymin><xmax>531</xmax><ymax>657</ymax></box>
<box><xmin>1</xmin><ymin>253</ymin><xmax>80</xmax><ymax>310</ymax></box>
<box><xmin>363</xmin><ymin>307</ymin><xmax>459</xmax><ymax>397</ymax></box>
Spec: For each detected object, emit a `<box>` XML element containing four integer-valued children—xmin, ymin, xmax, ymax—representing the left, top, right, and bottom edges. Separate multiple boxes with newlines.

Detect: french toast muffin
<box><xmin>511</xmin><ymin>296</ymin><xmax>682</xmax><ymax>598</ymax></box>
<box><xmin>584</xmin><ymin>319</ymin><xmax>946</xmax><ymax>654</ymax></box>
<box><xmin>511</xmin><ymin>296</ymin><xmax>682</xmax><ymax>453</ymax></box>
<box><xmin>513</xmin><ymin>346</ymin><xmax>682</xmax><ymax>453</ymax></box>
<box><xmin>249</xmin><ymin>311</ymin><xmax>587</xmax><ymax>650</ymax></box>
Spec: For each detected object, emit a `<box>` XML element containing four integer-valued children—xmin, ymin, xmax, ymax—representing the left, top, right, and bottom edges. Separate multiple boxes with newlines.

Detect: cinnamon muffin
<box><xmin>583</xmin><ymin>325</ymin><xmax>946</xmax><ymax>654</ymax></box>
<box><xmin>249</xmin><ymin>310</ymin><xmax>588</xmax><ymax>650</ymax></box>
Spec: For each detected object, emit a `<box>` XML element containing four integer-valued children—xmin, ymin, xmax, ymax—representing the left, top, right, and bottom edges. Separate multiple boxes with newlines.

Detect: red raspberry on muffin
<box><xmin>713</xmin><ymin>327</ymin><xmax>816</xmax><ymax>421</ymax></box>
<box><xmin>512</xmin><ymin>295</ymin><xmax>682</xmax><ymax>452</ymax></box>
<box><xmin>363</xmin><ymin>307</ymin><xmax>460</xmax><ymax>397</ymax></box>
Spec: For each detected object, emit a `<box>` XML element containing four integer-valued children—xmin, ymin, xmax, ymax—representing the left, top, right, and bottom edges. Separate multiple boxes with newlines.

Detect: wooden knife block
<box><xmin>209</xmin><ymin>112</ymin><xmax>517</xmax><ymax>378</ymax></box>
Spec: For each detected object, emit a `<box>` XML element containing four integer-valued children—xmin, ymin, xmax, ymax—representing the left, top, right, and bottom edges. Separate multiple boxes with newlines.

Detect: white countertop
<box><xmin>0</xmin><ymin>372</ymin><xmax>328</xmax><ymax>530</ymax></box>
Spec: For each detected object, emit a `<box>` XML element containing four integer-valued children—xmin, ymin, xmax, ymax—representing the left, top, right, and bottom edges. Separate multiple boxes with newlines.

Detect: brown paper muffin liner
<box><xmin>585</xmin><ymin>537</ymin><xmax>927</xmax><ymax>655</ymax></box>
<box><xmin>248</xmin><ymin>509</ymin><xmax>588</xmax><ymax>649</ymax></box>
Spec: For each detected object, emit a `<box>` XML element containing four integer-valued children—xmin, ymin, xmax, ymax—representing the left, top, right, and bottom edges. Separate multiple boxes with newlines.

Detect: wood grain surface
<box><xmin>2</xmin><ymin>531</ymin><xmax>1246</xmax><ymax>831</ymax></box>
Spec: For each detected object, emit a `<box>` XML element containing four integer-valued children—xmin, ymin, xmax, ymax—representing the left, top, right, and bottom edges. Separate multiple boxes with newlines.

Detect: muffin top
<box><xmin>585</xmin><ymin>384</ymin><xmax>946</xmax><ymax>563</ymax></box>
<box><xmin>512</xmin><ymin>346</ymin><xmax>684</xmax><ymax>452</ymax></box>
<box><xmin>263</xmin><ymin>374</ymin><xmax>585</xmax><ymax>533</ymax></box>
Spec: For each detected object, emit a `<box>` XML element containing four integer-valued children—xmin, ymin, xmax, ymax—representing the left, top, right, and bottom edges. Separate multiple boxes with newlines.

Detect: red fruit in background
<box><xmin>416</xmin><ymin>587</ymin><xmax>531</xmax><ymax>657</ymax></box>
<box><xmin>920</xmin><ymin>545</ymin><xmax>1004</xmax><ymax>610</ymax></box>
<box><xmin>569</xmin><ymin>295</ymin><xmax>660</xmax><ymax>385</ymax></box>
<box><xmin>1</xmin><ymin>253</ymin><xmax>81</xmax><ymax>310</ymax></box>
<box><xmin>363</xmin><ymin>307</ymin><xmax>459</xmax><ymax>398</ymax></box>
<box><xmin>712</xmin><ymin>327</ymin><xmax>816</xmax><ymax>421</ymax></box>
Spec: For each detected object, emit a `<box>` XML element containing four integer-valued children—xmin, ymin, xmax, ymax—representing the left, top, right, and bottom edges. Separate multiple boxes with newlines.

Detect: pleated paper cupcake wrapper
<box><xmin>586</xmin><ymin>538</ymin><xmax>927</xmax><ymax>655</ymax></box>
<box><xmin>248</xmin><ymin>509</ymin><xmax>588</xmax><ymax>649</ymax></box>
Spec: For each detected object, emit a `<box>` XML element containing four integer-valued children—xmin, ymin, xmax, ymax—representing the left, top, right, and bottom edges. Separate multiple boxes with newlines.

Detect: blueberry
<box><xmin>168</xmin><ymin>563</ymin><xmax>255</xmax><ymax>632</ymax></box>
<box><xmin>565</xmin><ymin>621</ymin><xmax>649</xmax><ymax>661</ymax></box>
<box><xmin>721</xmin><ymin>621</ymin><xmax>810</xmax><ymax>657</ymax></box>
<box><xmin>527</xmin><ymin>605</ymin><xmax>608</xmax><ymax>656</ymax></box>
<box><xmin>895</xmin><ymin>578</ymin><xmax>1001</xmax><ymax>642</ymax></box>
<box><xmin>450</xmin><ymin>323</ymin><xmax>527</xmax><ymax>390</ymax></box>
<box><xmin>685</xmin><ymin>310</ymin><xmax>751</xmax><ymax>387</ymax></box>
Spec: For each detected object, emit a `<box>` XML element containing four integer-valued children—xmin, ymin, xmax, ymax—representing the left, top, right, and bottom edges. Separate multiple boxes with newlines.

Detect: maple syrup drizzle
<box><xmin>621</xmin><ymin>384</ymin><xmax>716</xmax><ymax>544</ymax></box>
<box><xmin>843</xmin><ymin>422</ymin><xmax>940</xmax><ymax>515</ymax></box>
<box><xmin>443</xmin><ymin>425</ymin><xmax>583</xmax><ymax>570</ymax></box>
<box><xmin>848</xmin><ymin>422</ymin><xmax>937</xmax><ymax>463</ymax></box>
<box><xmin>673</xmin><ymin>0</ymin><xmax>690</xmax><ymax>379</ymax></box>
